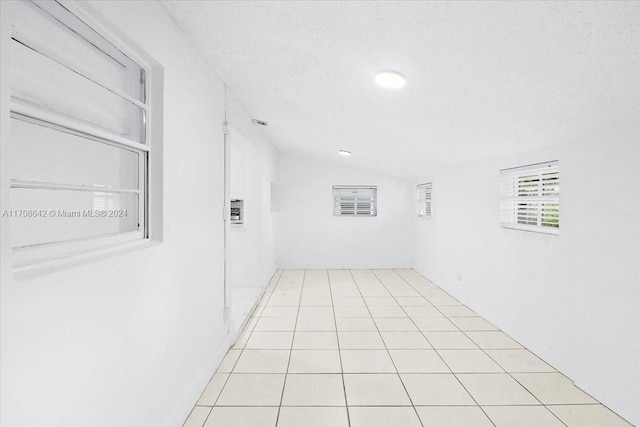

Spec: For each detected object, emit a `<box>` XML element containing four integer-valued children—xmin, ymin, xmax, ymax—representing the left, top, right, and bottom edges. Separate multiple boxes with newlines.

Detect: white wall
<box><xmin>0</xmin><ymin>2</ymin><xmax>276</xmax><ymax>427</ymax></box>
<box><xmin>227</xmin><ymin>123</ymin><xmax>277</xmax><ymax>289</ymax></box>
<box><xmin>413</xmin><ymin>124</ymin><xmax>640</xmax><ymax>425</ymax></box>
<box><xmin>276</xmin><ymin>152</ymin><xmax>414</xmax><ymax>269</ymax></box>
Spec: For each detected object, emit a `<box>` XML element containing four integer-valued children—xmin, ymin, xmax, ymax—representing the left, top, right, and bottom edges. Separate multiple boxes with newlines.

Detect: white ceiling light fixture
<box><xmin>375</xmin><ymin>70</ymin><xmax>405</xmax><ymax>89</ymax></box>
<box><xmin>338</xmin><ymin>150</ymin><xmax>352</xmax><ymax>157</ymax></box>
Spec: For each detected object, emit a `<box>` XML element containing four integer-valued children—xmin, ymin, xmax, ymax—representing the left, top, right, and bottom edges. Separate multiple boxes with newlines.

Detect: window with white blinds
<box><xmin>5</xmin><ymin>0</ymin><xmax>162</xmax><ymax>266</ymax></box>
<box><xmin>499</xmin><ymin>161</ymin><xmax>560</xmax><ymax>234</ymax></box>
<box><xmin>333</xmin><ymin>186</ymin><xmax>377</xmax><ymax>216</ymax></box>
<box><xmin>417</xmin><ymin>183</ymin><xmax>432</xmax><ymax>218</ymax></box>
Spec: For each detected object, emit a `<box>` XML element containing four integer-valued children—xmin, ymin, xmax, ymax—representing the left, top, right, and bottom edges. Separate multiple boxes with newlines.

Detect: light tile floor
<box><xmin>184</xmin><ymin>269</ymin><xmax>633</xmax><ymax>427</ymax></box>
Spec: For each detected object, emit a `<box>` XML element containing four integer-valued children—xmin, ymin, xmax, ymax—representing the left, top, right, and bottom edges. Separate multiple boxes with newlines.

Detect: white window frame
<box><xmin>0</xmin><ymin>0</ymin><xmax>164</xmax><ymax>270</ymax></box>
<box><xmin>499</xmin><ymin>160</ymin><xmax>559</xmax><ymax>235</ymax></box>
<box><xmin>417</xmin><ymin>182</ymin><xmax>432</xmax><ymax>218</ymax></box>
<box><xmin>333</xmin><ymin>185</ymin><xmax>377</xmax><ymax>217</ymax></box>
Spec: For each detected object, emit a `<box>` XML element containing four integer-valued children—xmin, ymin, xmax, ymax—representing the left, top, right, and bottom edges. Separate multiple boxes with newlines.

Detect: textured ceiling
<box><xmin>162</xmin><ymin>1</ymin><xmax>640</xmax><ymax>179</ymax></box>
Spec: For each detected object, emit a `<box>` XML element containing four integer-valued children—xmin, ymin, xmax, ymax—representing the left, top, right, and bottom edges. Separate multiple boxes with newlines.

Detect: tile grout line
<box><xmin>390</xmin><ymin>269</ymin><xmax>571</xmax><ymax>427</ymax></box>
<box><xmin>348</xmin><ymin>269</ymin><xmax>426</xmax><ymax>427</ymax></box>
<box><xmin>274</xmin><ymin>269</ymin><xmax>306</xmax><ymax>427</ymax></box>
<box><xmin>326</xmin><ymin>269</ymin><xmax>351</xmax><ymax>427</ymax></box>
<box><xmin>375</xmin><ymin>269</ymin><xmax>498</xmax><ymax>427</ymax></box>
<box><xmin>199</xmin><ymin>269</ymin><xmax>283</xmax><ymax>426</ymax></box>
<box><xmin>390</xmin><ymin>270</ymin><xmax>569</xmax><ymax>425</ymax></box>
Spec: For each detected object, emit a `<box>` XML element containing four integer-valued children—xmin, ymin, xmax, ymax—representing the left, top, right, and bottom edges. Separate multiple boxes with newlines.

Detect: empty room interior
<box><xmin>1</xmin><ymin>1</ymin><xmax>639</xmax><ymax>426</ymax></box>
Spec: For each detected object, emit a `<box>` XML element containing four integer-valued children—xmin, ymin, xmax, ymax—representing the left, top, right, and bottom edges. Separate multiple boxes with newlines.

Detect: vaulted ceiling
<box><xmin>162</xmin><ymin>1</ymin><xmax>640</xmax><ymax>179</ymax></box>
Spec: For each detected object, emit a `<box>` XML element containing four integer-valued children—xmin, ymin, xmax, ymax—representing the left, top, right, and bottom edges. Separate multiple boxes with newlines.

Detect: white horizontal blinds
<box><xmin>333</xmin><ymin>186</ymin><xmax>377</xmax><ymax>216</ymax></box>
<box><xmin>500</xmin><ymin>161</ymin><xmax>560</xmax><ymax>234</ymax></box>
<box><xmin>7</xmin><ymin>0</ymin><xmax>149</xmax><ymax>264</ymax></box>
<box><xmin>417</xmin><ymin>183</ymin><xmax>432</xmax><ymax>217</ymax></box>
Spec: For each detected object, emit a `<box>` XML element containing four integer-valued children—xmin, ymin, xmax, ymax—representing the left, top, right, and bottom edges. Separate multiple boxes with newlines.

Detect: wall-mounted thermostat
<box><xmin>230</xmin><ymin>199</ymin><xmax>244</xmax><ymax>225</ymax></box>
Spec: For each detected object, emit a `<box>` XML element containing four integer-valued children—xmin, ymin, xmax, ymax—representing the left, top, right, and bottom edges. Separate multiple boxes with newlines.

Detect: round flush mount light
<box><xmin>375</xmin><ymin>70</ymin><xmax>406</xmax><ymax>89</ymax></box>
<box><xmin>338</xmin><ymin>150</ymin><xmax>352</xmax><ymax>157</ymax></box>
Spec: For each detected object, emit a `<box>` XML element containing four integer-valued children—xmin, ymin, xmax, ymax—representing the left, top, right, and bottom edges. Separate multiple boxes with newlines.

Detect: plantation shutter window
<box><xmin>333</xmin><ymin>186</ymin><xmax>377</xmax><ymax>216</ymax></box>
<box><xmin>417</xmin><ymin>183</ymin><xmax>432</xmax><ymax>217</ymax></box>
<box><xmin>499</xmin><ymin>161</ymin><xmax>560</xmax><ymax>235</ymax></box>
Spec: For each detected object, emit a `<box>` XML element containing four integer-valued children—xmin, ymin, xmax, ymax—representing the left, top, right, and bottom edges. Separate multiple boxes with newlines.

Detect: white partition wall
<box><xmin>0</xmin><ymin>2</ymin><xmax>277</xmax><ymax>427</ymax></box>
<box><xmin>276</xmin><ymin>151</ymin><xmax>414</xmax><ymax>269</ymax></box>
<box><xmin>413</xmin><ymin>132</ymin><xmax>640</xmax><ymax>425</ymax></box>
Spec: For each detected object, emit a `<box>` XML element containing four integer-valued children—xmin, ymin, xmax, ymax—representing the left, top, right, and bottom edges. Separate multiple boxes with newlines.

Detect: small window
<box><xmin>417</xmin><ymin>183</ymin><xmax>432</xmax><ymax>218</ymax></box>
<box><xmin>5</xmin><ymin>0</ymin><xmax>162</xmax><ymax>266</ymax></box>
<box><xmin>500</xmin><ymin>161</ymin><xmax>559</xmax><ymax>234</ymax></box>
<box><xmin>333</xmin><ymin>186</ymin><xmax>377</xmax><ymax>216</ymax></box>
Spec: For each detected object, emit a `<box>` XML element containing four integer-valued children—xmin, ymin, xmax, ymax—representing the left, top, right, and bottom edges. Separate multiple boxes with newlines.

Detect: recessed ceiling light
<box><xmin>338</xmin><ymin>150</ymin><xmax>352</xmax><ymax>156</ymax></box>
<box><xmin>375</xmin><ymin>70</ymin><xmax>405</xmax><ymax>89</ymax></box>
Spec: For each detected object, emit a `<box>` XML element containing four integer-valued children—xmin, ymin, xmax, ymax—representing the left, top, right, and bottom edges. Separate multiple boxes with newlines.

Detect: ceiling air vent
<box><xmin>252</xmin><ymin>119</ymin><xmax>269</xmax><ymax>126</ymax></box>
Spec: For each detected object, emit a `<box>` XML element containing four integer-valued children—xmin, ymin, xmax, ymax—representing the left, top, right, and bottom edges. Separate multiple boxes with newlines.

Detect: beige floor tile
<box><xmin>295</xmin><ymin>316</ymin><xmax>336</xmax><ymax>331</ymax></box>
<box><xmin>183</xmin><ymin>406</ymin><xmax>211</xmax><ymax>427</ymax></box>
<box><xmin>374</xmin><ymin>317</ymin><xmax>418</xmax><ymax>331</ymax></box>
<box><xmin>547</xmin><ymin>404</ymin><xmax>633</xmax><ymax>427</ymax></box>
<box><xmin>277</xmin><ymin>407</ymin><xmax>348</xmax><ymax>427</ymax></box>
<box><xmin>486</xmin><ymin>349</ymin><xmax>556</xmax><ymax>372</ymax></box>
<box><xmin>267</xmin><ymin>296</ymin><xmax>301</xmax><ymax>307</ymax></box>
<box><xmin>423</xmin><ymin>331</ymin><xmax>478</xmax><ymax>349</ymax></box>
<box><xmin>281</xmin><ymin>374</ymin><xmax>346</xmax><ymax>406</ymax></box>
<box><xmin>389</xmin><ymin>350</ymin><xmax>450</xmax><ymax>373</ymax></box>
<box><xmin>204</xmin><ymin>407</ymin><xmax>278</xmax><ymax>427</ymax></box>
<box><xmin>450</xmin><ymin>317</ymin><xmax>499</xmax><ymax>331</ymax></box>
<box><xmin>338</xmin><ymin>331</ymin><xmax>385</xmax><ymax>349</ymax></box>
<box><xmin>413</xmin><ymin>317</ymin><xmax>458</xmax><ymax>332</ymax></box>
<box><xmin>292</xmin><ymin>331</ymin><xmax>339</xmax><ymax>349</ymax></box>
<box><xmin>426</xmin><ymin>295</ymin><xmax>463</xmax><ymax>306</ymax></box>
<box><xmin>359</xmin><ymin>289</ymin><xmax>391</xmax><ymax>298</ymax></box>
<box><xmin>349</xmin><ymin>407</ymin><xmax>422</xmax><ymax>427</ymax></box>
<box><xmin>217</xmin><ymin>350</ymin><xmax>242</xmax><ymax>373</ymax></box>
<box><xmin>271</xmin><ymin>290</ymin><xmax>302</xmax><ymax>297</ymax></box>
<box><xmin>403</xmin><ymin>306</ymin><xmax>444</xmax><ymax>317</ymax></box>
<box><xmin>246</xmin><ymin>332</ymin><xmax>294</xmax><ymax>350</ymax></box>
<box><xmin>288</xmin><ymin>349</ymin><xmax>342</xmax><ymax>373</ymax></box>
<box><xmin>456</xmin><ymin>373</ymin><xmax>538</xmax><ymax>405</ymax></box>
<box><xmin>438</xmin><ymin>349</ymin><xmax>504</xmax><ymax>373</ymax></box>
<box><xmin>395</xmin><ymin>296</ymin><xmax>432</xmax><ymax>306</ymax></box>
<box><xmin>300</xmin><ymin>297</ymin><xmax>333</xmax><ymax>306</ymax></box>
<box><xmin>466</xmin><ymin>331</ymin><xmax>523</xmax><ymax>349</ymax></box>
<box><xmin>483</xmin><ymin>405</ymin><xmax>565</xmax><ymax>427</ymax></box>
<box><xmin>368</xmin><ymin>305</ymin><xmax>407</xmax><ymax>318</ymax></box>
<box><xmin>333</xmin><ymin>306</ymin><xmax>371</xmax><ymax>318</ymax></box>
<box><xmin>401</xmin><ymin>373</ymin><xmax>475</xmax><ymax>405</ymax></box>
<box><xmin>233</xmin><ymin>350</ymin><xmax>290</xmax><ymax>373</ymax></box>
<box><xmin>438</xmin><ymin>305</ymin><xmax>478</xmax><ymax>317</ymax></box>
<box><xmin>363</xmin><ymin>296</ymin><xmax>399</xmax><ymax>306</ymax></box>
<box><xmin>416</xmin><ymin>406</ymin><xmax>493</xmax><ymax>426</ymax></box>
<box><xmin>380</xmin><ymin>331</ymin><xmax>431</xmax><ymax>349</ymax></box>
<box><xmin>301</xmin><ymin>289</ymin><xmax>331</xmax><ymax>298</ymax></box>
<box><xmin>343</xmin><ymin>374</ymin><xmax>411</xmax><ymax>406</ymax></box>
<box><xmin>298</xmin><ymin>306</ymin><xmax>334</xmax><ymax>318</ymax></box>
<box><xmin>511</xmin><ymin>373</ymin><xmax>598</xmax><ymax>404</ymax></box>
<box><xmin>341</xmin><ymin>349</ymin><xmax>396</xmax><ymax>373</ymax></box>
<box><xmin>216</xmin><ymin>374</ymin><xmax>285</xmax><ymax>406</ymax></box>
<box><xmin>336</xmin><ymin>317</ymin><xmax>378</xmax><ymax>331</ymax></box>
<box><xmin>254</xmin><ymin>317</ymin><xmax>297</xmax><ymax>332</ymax></box>
<box><xmin>197</xmin><ymin>373</ymin><xmax>229</xmax><ymax>405</ymax></box>
<box><xmin>261</xmin><ymin>306</ymin><xmax>299</xmax><ymax>318</ymax></box>
<box><xmin>332</xmin><ymin>297</ymin><xmax>366</xmax><ymax>307</ymax></box>
<box><xmin>331</xmin><ymin>289</ymin><xmax>362</xmax><ymax>298</ymax></box>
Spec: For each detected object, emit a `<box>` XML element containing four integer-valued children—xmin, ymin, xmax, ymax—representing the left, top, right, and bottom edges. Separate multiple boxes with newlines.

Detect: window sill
<box><xmin>13</xmin><ymin>238</ymin><xmax>161</xmax><ymax>280</ymax></box>
<box><xmin>500</xmin><ymin>223</ymin><xmax>559</xmax><ymax>236</ymax></box>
